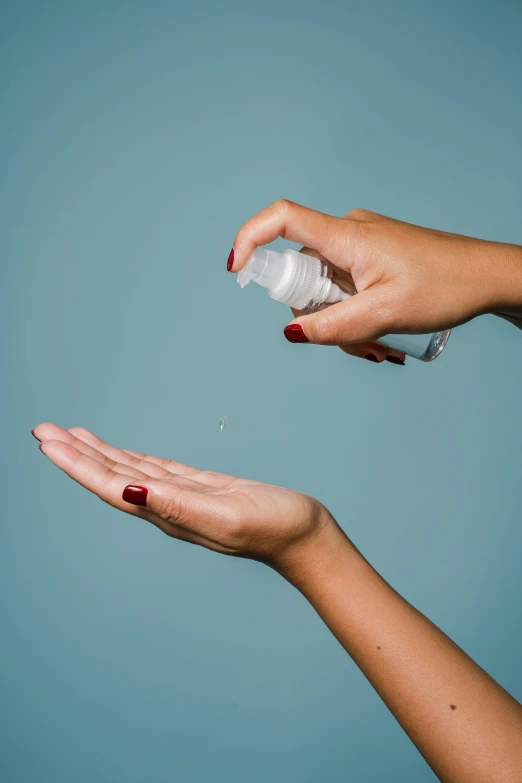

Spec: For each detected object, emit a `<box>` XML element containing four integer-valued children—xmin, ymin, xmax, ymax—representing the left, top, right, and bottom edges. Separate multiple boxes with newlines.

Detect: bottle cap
<box><xmin>238</xmin><ymin>248</ymin><xmax>349</xmax><ymax>311</ymax></box>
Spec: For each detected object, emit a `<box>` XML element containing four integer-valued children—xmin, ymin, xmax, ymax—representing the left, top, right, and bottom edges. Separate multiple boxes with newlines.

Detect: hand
<box><xmin>32</xmin><ymin>423</ymin><xmax>333</xmax><ymax>575</ymax></box>
<box><xmin>229</xmin><ymin>201</ymin><xmax>522</xmax><ymax>362</ymax></box>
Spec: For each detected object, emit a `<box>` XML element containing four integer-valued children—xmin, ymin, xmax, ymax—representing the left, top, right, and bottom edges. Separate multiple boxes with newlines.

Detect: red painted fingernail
<box><xmin>122</xmin><ymin>485</ymin><xmax>148</xmax><ymax>506</ymax></box>
<box><xmin>364</xmin><ymin>353</ymin><xmax>379</xmax><ymax>363</ymax></box>
<box><xmin>385</xmin><ymin>356</ymin><xmax>405</xmax><ymax>366</ymax></box>
<box><xmin>284</xmin><ymin>324</ymin><xmax>309</xmax><ymax>343</ymax></box>
<box><xmin>227</xmin><ymin>248</ymin><xmax>235</xmax><ymax>271</ymax></box>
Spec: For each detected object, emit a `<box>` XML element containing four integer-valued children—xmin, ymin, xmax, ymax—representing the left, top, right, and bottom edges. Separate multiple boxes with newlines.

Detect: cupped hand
<box><xmin>229</xmin><ymin>201</ymin><xmax>522</xmax><ymax>362</ymax></box>
<box><xmin>33</xmin><ymin>423</ymin><xmax>332</xmax><ymax>574</ymax></box>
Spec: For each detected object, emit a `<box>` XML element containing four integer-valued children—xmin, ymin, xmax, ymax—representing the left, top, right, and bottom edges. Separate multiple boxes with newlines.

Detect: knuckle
<box><xmin>69</xmin><ymin>426</ymin><xmax>89</xmax><ymax>437</ymax></box>
<box><xmin>335</xmin><ymin>211</ymin><xmax>374</xmax><ymax>254</ymax></box>
<box><xmin>157</xmin><ymin>492</ymin><xmax>183</xmax><ymax>524</ymax></box>
<box><xmin>344</xmin><ymin>207</ymin><xmax>377</xmax><ymax>222</ymax></box>
<box><xmin>312</xmin><ymin>314</ymin><xmax>337</xmax><ymax>345</ymax></box>
<box><xmin>97</xmin><ymin>467</ymin><xmax>114</xmax><ymax>497</ymax></box>
<box><xmin>273</xmin><ymin>198</ymin><xmax>293</xmax><ymax>218</ymax></box>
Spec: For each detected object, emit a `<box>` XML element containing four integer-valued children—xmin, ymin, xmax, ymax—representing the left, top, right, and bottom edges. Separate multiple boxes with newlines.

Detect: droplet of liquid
<box><xmin>220</xmin><ymin>415</ymin><xmax>228</xmax><ymax>432</ymax></box>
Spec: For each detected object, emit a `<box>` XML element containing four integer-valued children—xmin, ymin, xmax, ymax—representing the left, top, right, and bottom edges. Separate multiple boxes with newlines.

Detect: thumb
<box><xmin>121</xmin><ymin>479</ymin><xmax>232</xmax><ymax>539</ymax></box>
<box><xmin>284</xmin><ymin>287</ymin><xmax>395</xmax><ymax>347</ymax></box>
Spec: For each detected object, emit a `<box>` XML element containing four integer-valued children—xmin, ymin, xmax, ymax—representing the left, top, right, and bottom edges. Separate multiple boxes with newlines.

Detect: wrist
<box><xmin>275</xmin><ymin>509</ymin><xmax>365</xmax><ymax>595</ymax></box>
<box><xmin>487</xmin><ymin>242</ymin><xmax>522</xmax><ymax>316</ymax></box>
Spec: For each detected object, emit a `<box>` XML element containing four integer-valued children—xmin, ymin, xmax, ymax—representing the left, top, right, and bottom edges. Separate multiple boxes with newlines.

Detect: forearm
<box><xmin>282</xmin><ymin>520</ymin><xmax>522</xmax><ymax>783</ymax></box>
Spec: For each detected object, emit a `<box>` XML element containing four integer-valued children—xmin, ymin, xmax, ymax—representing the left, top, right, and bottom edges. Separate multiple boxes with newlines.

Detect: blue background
<box><xmin>2</xmin><ymin>1</ymin><xmax>521</xmax><ymax>781</ymax></box>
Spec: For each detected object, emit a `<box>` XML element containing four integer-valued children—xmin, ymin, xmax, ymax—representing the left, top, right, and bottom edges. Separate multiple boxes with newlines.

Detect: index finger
<box><xmin>39</xmin><ymin>439</ymin><xmax>140</xmax><ymax>514</ymax></box>
<box><xmin>230</xmin><ymin>200</ymin><xmax>349</xmax><ymax>271</ymax></box>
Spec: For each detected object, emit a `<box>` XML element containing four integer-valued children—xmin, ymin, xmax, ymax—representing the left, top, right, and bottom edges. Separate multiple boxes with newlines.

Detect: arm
<box><xmin>281</xmin><ymin>522</ymin><xmax>522</xmax><ymax>783</ymax></box>
<box><xmin>229</xmin><ymin>201</ymin><xmax>522</xmax><ymax>362</ymax></box>
<box><xmin>33</xmin><ymin>424</ymin><xmax>522</xmax><ymax>782</ymax></box>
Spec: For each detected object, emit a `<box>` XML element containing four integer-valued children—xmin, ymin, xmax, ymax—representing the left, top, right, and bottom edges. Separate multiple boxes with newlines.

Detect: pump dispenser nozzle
<box><xmin>237</xmin><ymin>248</ymin><xmax>349</xmax><ymax>311</ymax></box>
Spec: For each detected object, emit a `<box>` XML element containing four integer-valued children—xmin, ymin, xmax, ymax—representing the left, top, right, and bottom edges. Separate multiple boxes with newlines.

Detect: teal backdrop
<box><xmin>2</xmin><ymin>1</ymin><xmax>521</xmax><ymax>781</ymax></box>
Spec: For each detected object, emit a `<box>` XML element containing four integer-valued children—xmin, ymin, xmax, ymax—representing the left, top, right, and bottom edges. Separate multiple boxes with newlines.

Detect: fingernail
<box><xmin>122</xmin><ymin>485</ymin><xmax>148</xmax><ymax>506</ymax></box>
<box><xmin>364</xmin><ymin>353</ymin><xmax>379</xmax><ymax>363</ymax></box>
<box><xmin>227</xmin><ymin>248</ymin><xmax>235</xmax><ymax>271</ymax></box>
<box><xmin>31</xmin><ymin>428</ymin><xmax>40</xmax><ymax>441</ymax></box>
<box><xmin>385</xmin><ymin>356</ymin><xmax>405</xmax><ymax>366</ymax></box>
<box><xmin>284</xmin><ymin>324</ymin><xmax>309</xmax><ymax>343</ymax></box>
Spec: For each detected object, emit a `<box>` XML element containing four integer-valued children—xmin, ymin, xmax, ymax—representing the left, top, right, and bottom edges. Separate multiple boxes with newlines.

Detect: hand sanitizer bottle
<box><xmin>237</xmin><ymin>247</ymin><xmax>451</xmax><ymax>361</ymax></box>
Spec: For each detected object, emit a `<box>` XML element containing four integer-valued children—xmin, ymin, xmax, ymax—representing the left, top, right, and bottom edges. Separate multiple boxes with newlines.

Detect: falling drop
<box><xmin>220</xmin><ymin>415</ymin><xmax>228</xmax><ymax>432</ymax></box>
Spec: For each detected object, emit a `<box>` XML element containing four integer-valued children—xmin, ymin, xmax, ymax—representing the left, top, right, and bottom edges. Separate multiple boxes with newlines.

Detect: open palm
<box><xmin>33</xmin><ymin>424</ymin><xmax>326</xmax><ymax>567</ymax></box>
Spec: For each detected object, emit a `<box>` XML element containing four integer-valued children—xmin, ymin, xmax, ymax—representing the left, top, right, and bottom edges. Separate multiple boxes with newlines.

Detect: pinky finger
<box><xmin>339</xmin><ymin>342</ymin><xmax>405</xmax><ymax>365</ymax></box>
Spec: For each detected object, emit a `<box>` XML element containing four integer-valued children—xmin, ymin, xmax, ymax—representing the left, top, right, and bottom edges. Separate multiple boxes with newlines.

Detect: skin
<box><xmin>33</xmin><ymin>423</ymin><xmax>522</xmax><ymax>783</ymax></box>
<box><xmin>229</xmin><ymin>202</ymin><xmax>522</xmax><ymax>362</ymax></box>
<box><xmin>34</xmin><ymin>208</ymin><xmax>522</xmax><ymax>779</ymax></box>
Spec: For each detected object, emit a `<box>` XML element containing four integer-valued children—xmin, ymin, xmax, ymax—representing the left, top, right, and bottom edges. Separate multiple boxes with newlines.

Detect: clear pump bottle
<box><xmin>237</xmin><ymin>247</ymin><xmax>451</xmax><ymax>361</ymax></box>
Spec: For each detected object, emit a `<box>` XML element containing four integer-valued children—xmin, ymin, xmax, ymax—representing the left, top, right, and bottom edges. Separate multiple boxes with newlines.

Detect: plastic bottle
<box><xmin>237</xmin><ymin>247</ymin><xmax>451</xmax><ymax>361</ymax></box>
